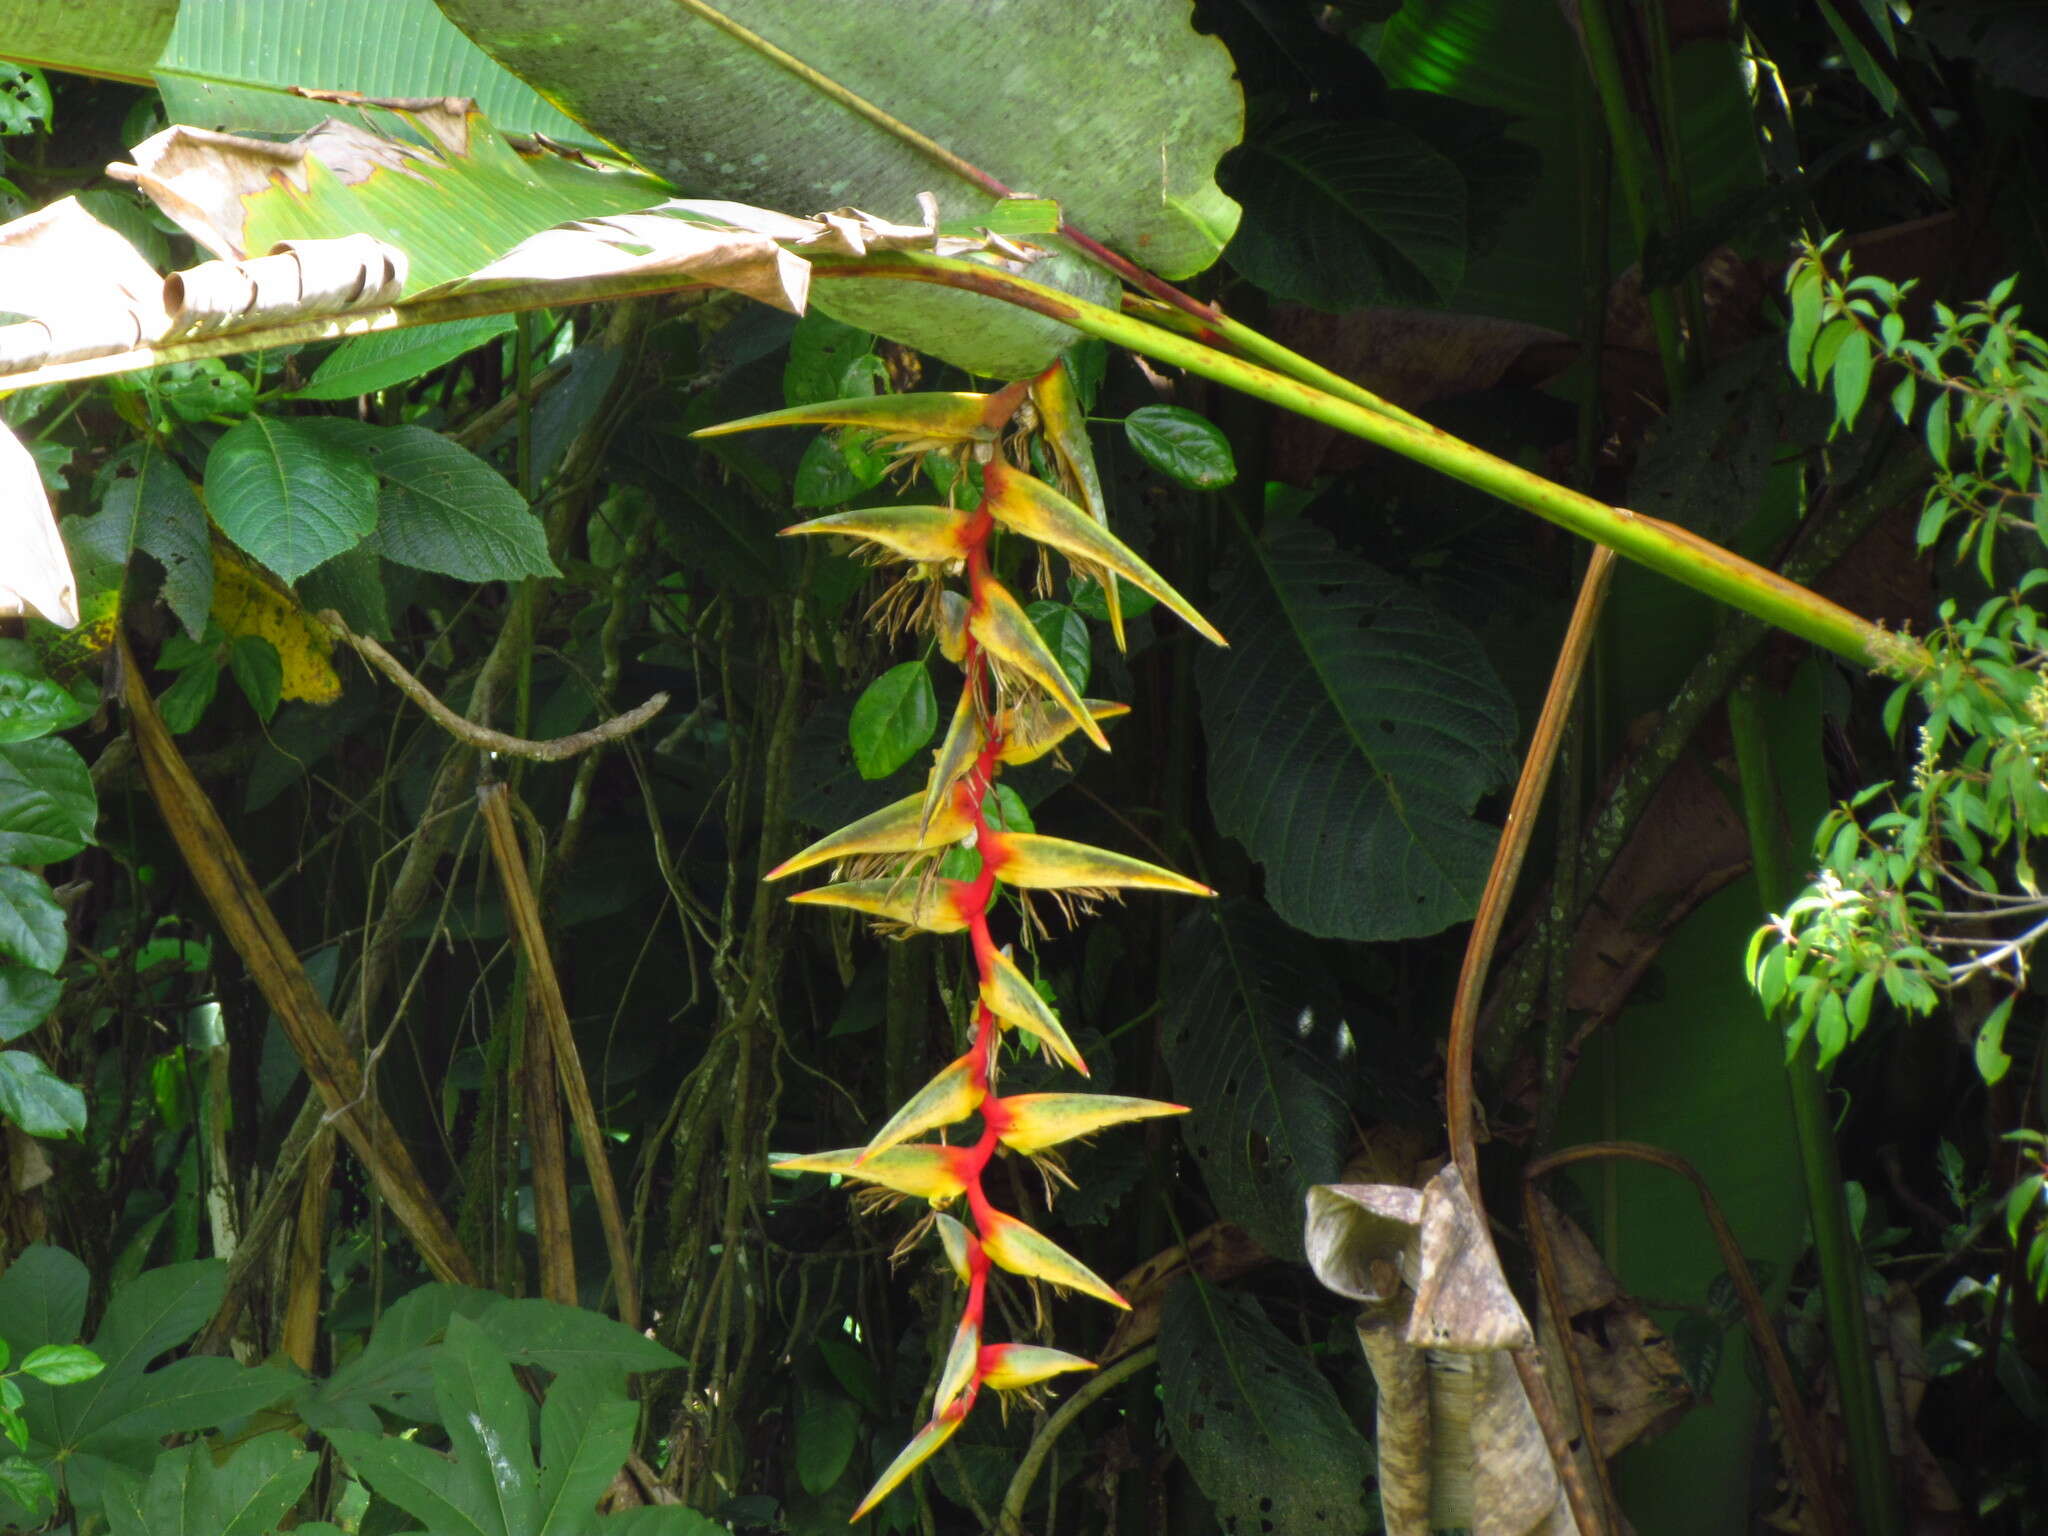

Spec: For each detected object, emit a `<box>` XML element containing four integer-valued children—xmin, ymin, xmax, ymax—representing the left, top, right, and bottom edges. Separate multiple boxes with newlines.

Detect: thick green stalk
<box><xmin>1727</xmin><ymin>683</ymin><xmax>1900</xmax><ymax>1536</ymax></box>
<box><xmin>812</xmin><ymin>256</ymin><xmax>1919</xmax><ymax>673</ymax></box>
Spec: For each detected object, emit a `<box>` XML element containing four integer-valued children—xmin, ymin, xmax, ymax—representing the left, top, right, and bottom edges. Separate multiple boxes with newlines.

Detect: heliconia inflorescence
<box><xmin>699</xmin><ymin>360</ymin><xmax>1225</xmax><ymax>1519</ymax></box>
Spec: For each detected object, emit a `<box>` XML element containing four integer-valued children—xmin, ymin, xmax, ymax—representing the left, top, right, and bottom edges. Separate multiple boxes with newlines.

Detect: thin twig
<box><xmin>321</xmin><ymin>612</ymin><xmax>668</xmax><ymax>760</ymax></box>
<box><xmin>996</xmin><ymin>1345</ymin><xmax>1158</xmax><ymax>1534</ymax></box>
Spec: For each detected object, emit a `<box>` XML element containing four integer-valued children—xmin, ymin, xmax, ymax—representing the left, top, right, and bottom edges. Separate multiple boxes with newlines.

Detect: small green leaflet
<box><xmin>0</xmin><ymin>1050</ymin><xmax>85</xmax><ymax>1138</ymax></box>
<box><xmin>0</xmin><ymin>968</ymin><xmax>62</xmax><ymax>1043</ymax></box>
<box><xmin>1124</xmin><ymin>405</ymin><xmax>1236</xmax><ymax>490</ymax></box>
<box><xmin>205</xmin><ymin>415</ymin><xmax>379</xmax><ymax>584</ymax></box>
<box><xmin>228</xmin><ymin>636</ymin><xmax>283</xmax><ymax>724</ymax></box>
<box><xmin>0</xmin><ymin>672</ymin><xmax>88</xmax><ymax>742</ymax></box>
<box><xmin>295</xmin><ymin>315</ymin><xmax>518</xmax><ymax>400</ymax></box>
<box><xmin>849</xmin><ymin>661</ymin><xmax>938</xmax><ymax>780</ymax></box>
<box><xmin>1026</xmin><ymin>600</ymin><xmax>1091</xmax><ymax>692</ymax></box>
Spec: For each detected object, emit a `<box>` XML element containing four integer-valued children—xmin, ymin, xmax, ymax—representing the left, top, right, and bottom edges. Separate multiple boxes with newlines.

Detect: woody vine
<box><xmin>702</xmin><ymin>367</ymin><xmax>1220</xmax><ymax>1517</ymax></box>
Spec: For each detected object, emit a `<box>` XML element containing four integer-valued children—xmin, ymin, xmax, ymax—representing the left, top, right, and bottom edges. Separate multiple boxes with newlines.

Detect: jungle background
<box><xmin>0</xmin><ymin>1</ymin><xmax>2043</xmax><ymax>1533</ymax></box>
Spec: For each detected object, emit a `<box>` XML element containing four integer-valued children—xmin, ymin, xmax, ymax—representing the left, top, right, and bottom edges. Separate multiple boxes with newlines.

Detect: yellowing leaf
<box><xmin>766</xmin><ymin>791</ymin><xmax>972</xmax><ymax>881</ymax></box>
<box><xmin>980</xmin><ymin>947</ymin><xmax>1088</xmax><ymax>1076</ymax></box>
<box><xmin>975</xmin><ymin>1204</ymin><xmax>1128</xmax><ymax>1309</ymax></box>
<box><xmin>861</xmin><ymin>1052</ymin><xmax>985</xmax><ymax>1159</ymax></box>
<box><xmin>780</xmin><ymin>506</ymin><xmax>972</xmax><ymax>565</ymax></box>
<box><xmin>210</xmin><ymin>543</ymin><xmax>341</xmax><ymax>704</ymax></box>
<box><xmin>984</xmin><ymin>460</ymin><xmax>1224</xmax><ymax>646</ymax></box>
<box><xmin>769</xmin><ymin>1144</ymin><xmax>972</xmax><ymax>1204</ymax></box>
<box><xmin>693</xmin><ymin>391</ymin><xmax>1000</xmax><ymax>450</ymax></box>
<box><xmin>978</xmin><ymin>1343</ymin><xmax>1096</xmax><ymax>1393</ymax></box>
<box><xmin>994</xmin><ymin>698</ymin><xmax>1129</xmax><ymax>765</ymax></box>
<box><xmin>935</xmin><ymin>1315</ymin><xmax>980</xmax><ymax>1417</ymax></box>
<box><xmin>852</xmin><ymin>1412</ymin><xmax>965</xmax><ymax>1522</ymax></box>
<box><xmin>987</xmin><ymin>1093</ymin><xmax>1188</xmax><ymax>1155</ymax></box>
<box><xmin>969</xmin><ymin>578</ymin><xmax>1107</xmax><ymax>750</ymax></box>
<box><xmin>988</xmin><ymin>832</ymin><xmax>1212</xmax><ymax>897</ymax></box>
<box><xmin>786</xmin><ymin>877</ymin><xmax>970</xmax><ymax>934</ymax></box>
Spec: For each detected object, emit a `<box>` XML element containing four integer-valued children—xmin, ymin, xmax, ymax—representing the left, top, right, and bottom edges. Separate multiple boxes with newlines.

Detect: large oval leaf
<box><xmin>357</xmin><ymin>425</ymin><xmax>557</xmax><ymax>581</ymax></box>
<box><xmin>1222</xmin><ymin>117</ymin><xmax>1466</xmax><ymax>310</ymax></box>
<box><xmin>205</xmin><ymin>416</ymin><xmax>379</xmax><ymax>585</ymax></box>
<box><xmin>1197</xmin><ymin>521</ymin><xmax>1516</xmax><ymax>941</ymax></box>
<box><xmin>0</xmin><ymin>739</ymin><xmax>96</xmax><ymax>866</ymax></box>
<box><xmin>1160</xmin><ymin>1279</ymin><xmax>1376</xmax><ymax>1535</ymax></box>
<box><xmin>432</xmin><ymin>0</ymin><xmax>1242</xmax><ymax>281</ymax></box>
<box><xmin>1162</xmin><ymin>902</ymin><xmax>1348</xmax><ymax>1260</ymax></box>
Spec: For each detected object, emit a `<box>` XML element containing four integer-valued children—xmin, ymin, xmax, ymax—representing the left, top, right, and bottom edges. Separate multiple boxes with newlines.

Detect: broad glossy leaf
<box><xmin>1160</xmin><ymin>1280</ymin><xmax>1374</xmax><ymax>1534</ymax></box>
<box><xmin>434</xmin><ymin>0</ymin><xmax>1242</xmax><ymax>281</ymax></box>
<box><xmin>477</xmin><ymin>1299</ymin><xmax>684</xmax><ymax>1377</ymax></box>
<box><xmin>300</xmin><ymin>1282</ymin><xmax>500</xmax><ymax>1432</ymax></box>
<box><xmin>1123</xmin><ymin>405</ymin><xmax>1236</xmax><ymax>490</ymax></box>
<box><xmin>0</xmin><ymin>1</ymin><xmax>177</xmax><ymax>84</ymax></box>
<box><xmin>0</xmin><ymin>967</ymin><xmax>62</xmax><ymax>1042</ymax></box>
<box><xmin>1162</xmin><ymin>903</ymin><xmax>1348</xmax><ymax>1260</ymax></box>
<box><xmin>0</xmin><ymin>738</ymin><xmax>94</xmax><ymax>865</ymax></box>
<box><xmin>0</xmin><ymin>866</ymin><xmax>65</xmax><ymax>971</ymax></box>
<box><xmin>17</xmin><ymin>1346</ymin><xmax>101</xmax><ymax>1386</ymax></box>
<box><xmin>0</xmin><ymin>671</ymin><xmax>87</xmax><ymax>742</ymax></box>
<box><xmin>535</xmin><ymin>1366</ymin><xmax>639</xmax><ymax>1536</ymax></box>
<box><xmin>359</xmin><ymin>425</ymin><xmax>557</xmax><ymax>581</ymax></box>
<box><xmin>795</xmin><ymin>1385</ymin><xmax>859</xmax><ymax>1495</ymax></box>
<box><xmin>849</xmin><ymin>661</ymin><xmax>938</xmax><ymax>781</ymax></box>
<box><xmin>82</xmin><ymin>1356</ymin><xmax>296</xmax><ymax>1446</ymax></box>
<box><xmin>205</xmin><ymin>416</ymin><xmax>379</xmax><ymax>584</ymax></box>
<box><xmin>101</xmin><ymin>1432</ymin><xmax>315</xmax><ymax>1536</ymax></box>
<box><xmin>0</xmin><ymin>1050</ymin><xmax>85</xmax><ymax>1138</ymax></box>
<box><xmin>296</xmin><ymin>314</ymin><xmax>517</xmax><ymax>400</ymax></box>
<box><xmin>435</xmin><ymin>1317</ymin><xmax>538</xmax><ymax>1536</ymax></box>
<box><xmin>327</xmin><ymin>1427</ymin><xmax>497</xmax><ymax>1536</ymax></box>
<box><xmin>1197</xmin><ymin>522</ymin><xmax>1515</xmax><ymax>940</ymax></box>
<box><xmin>1223</xmin><ymin>118</ymin><xmax>1466</xmax><ymax>309</ymax></box>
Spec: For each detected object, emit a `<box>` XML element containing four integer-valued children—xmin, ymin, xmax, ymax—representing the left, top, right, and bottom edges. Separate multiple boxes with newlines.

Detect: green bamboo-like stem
<box><xmin>1576</xmin><ymin>0</ymin><xmax>1688</xmax><ymax>397</ymax></box>
<box><xmin>1727</xmin><ymin>682</ymin><xmax>1901</xmax><ymax>1536</ymax></box>
<box><xmin>809</xmin><ymin>254</ymin><xmax>1920</xmax><ymax>673</ymax></box>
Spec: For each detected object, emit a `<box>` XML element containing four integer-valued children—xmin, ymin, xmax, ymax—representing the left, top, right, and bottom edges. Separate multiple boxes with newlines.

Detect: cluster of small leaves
<box><xmin>0</xmin><ymin>1332</ymin><xmax>104</xmax><ymax>1519</ymax></box>
<box><xmin>0</xmin><ymin>644</ymin><xmax>95</xmax><ymax>1139</ymax></box>
<box><xmin>1753</xmin><ymin>246</ymin><xmax>2048</xmax><ymax>1296</ymax></box>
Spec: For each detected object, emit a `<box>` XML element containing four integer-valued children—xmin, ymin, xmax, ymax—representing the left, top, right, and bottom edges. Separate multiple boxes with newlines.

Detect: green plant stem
<box><xmin>812</xmin><ymin>256</ymin><xmax>1916</xmax><ymax>671</ymax></box>
<box><xmin>1727</xmin><ymin>682</ymin><xmax>1900</xmax><ymax>1536</ymax></box>
<box><xmin>1576</xmin><ymin>0</ymin><xmax>1688</xmax><ymax>396</ymax></box>
<box><xmin>997</xmin><ymin>1344</ymin><xmax>1158</xmax><ymax>1535</ymax></box>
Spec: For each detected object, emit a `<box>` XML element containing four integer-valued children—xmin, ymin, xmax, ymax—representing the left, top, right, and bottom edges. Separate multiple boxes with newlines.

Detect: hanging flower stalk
<box><xmin>699</xmin><ymin>362</ymin><xmax>1223</xmax><ymax>1518</ymax></box>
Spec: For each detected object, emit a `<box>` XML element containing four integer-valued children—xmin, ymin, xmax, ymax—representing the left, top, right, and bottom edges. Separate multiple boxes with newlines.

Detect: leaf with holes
<box><xmin>99</xmin><ymin>439</ymin><xmax>213</xmax><ymax>641</ymax></box>
<box><xmin>1197</xmin><ymin>522</ymin><xmax>1515</xmax><ymax>941</ymax></box>
<box><xmin>205</xmin><ymin>416</ymin><xmax>378</xmax><ymax>584</ymax></box>
<box><xmin>1160</xmin><ymin>1279</ymin><xmax>1376</xmax><ymax>1535</ymax></box>
<box><xmin>1162</xmin><ymin>902</ymin><xmax>1348</xmax><ymax>1260</ymax></box>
